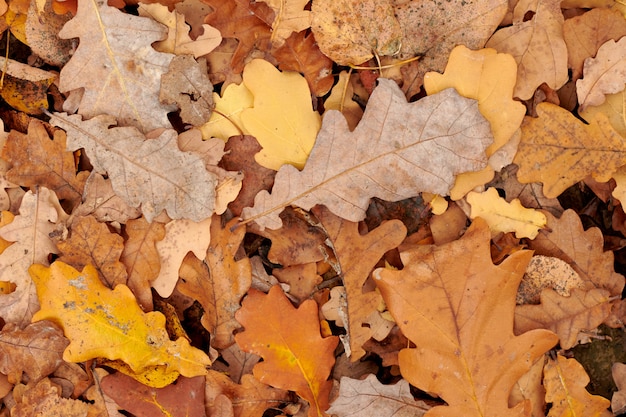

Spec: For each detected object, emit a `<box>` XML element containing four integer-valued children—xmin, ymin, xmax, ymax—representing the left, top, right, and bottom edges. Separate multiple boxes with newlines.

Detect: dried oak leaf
<box><xmin>242</xmin><ymin>79</ymin><xmax>493</xmax><ymax>230</ymax></box>
<box><xmin>0</xmin><ymin>57</ymin><xmax>57</xmax><ymax>115</ymax></box>
<box><xmin>210</xmin><ymin>343</ymin><xmax>260</xmax><ymax>384</ymax></box>
<box><xmin>314</xmin><ymin>205</ymin><xmax>406</xmax><ymax>361</ymax></box>
<box><xmin>177</xmin><ymin>216</ymin><xmax>251</xmax><ymax>349</ymax></box>
<box><xmin>101</xmin><ymin>373</ymin><xmax>206</xmax><ymax>417</ymax></box>
<box><xmin>373</xmin><ymin>218</ymin><xmax>558</xmax><ymax>417</ymax></box>
<box><xmin>544</xmin><ymin>355</ymin><xmax>612</xmax><ymax>416</ymax></box>
<box><xmin>58</xmin><ymin>0</ymin><xmax>176</xmax><ymax>133</ymax></box>
<box><xmin>486</xmin><ymin>0</ymin><xmax>568</xmax><ymax>100</ymax></box>
<box><xmin>29</xmin><ymin>261</ymin><xmax>212</xmax><ymax>381</ymax></box>
<box><xmin>327</xmin><ymin>375</ymin><xmax>430</xmax><ymax>417</ymax></box>
<box><xmin>11</xmin><ymin>378</ymin><xmax>93</xmax><ymax>417</ymax></box>
<box><xmin>273</xmin><ymin>30</ymin><xmax>334</xmax><ymax>97</ymax></box>
<box><xmin>235</xmin><ymin>286</ymin><xmax>339</xmax><ymax>417</ymax></box>
<box><xmin>563</xmin><ymin>8</ymin><xmax>626</xmax><ymax>80</ymax></box>
<box><xmin>72</xmin><ymin>173</ymin><xmax>141</xmax><ymax>223</ymax></box>
<box><xmin>612</xmin><ymin>362</ymin><xmax>626</xmax><ymax>414</ymax></box>
<box><xmin>57</xmin><ymin>215</ymin><xmax>127</xmax><ymax>288</ymax></box>
<box><xmin>581</xmin><ymin>90</ymin><xmax>626</xmax><ymax>138</ymax></box>
<box><xmin>204</xmin><ymin>0</ymin><xmax>274</xmax><ymax>73</ymax></box>
<box><xmin>200</xmin><ymin>82</ymin><xmax>253</xmax><ymax>141</ymax></box>
<box><xmin>48</xmin><ymin>113</ymin><xmax>216</xmax><ymax>223</ymax></box>
<box><xmin>0</xmin><ymin>321</ymin><xmax>68</xmax><ymax>384</ymax></box>
<box><xmin>513</xmin><ymin>103</ymin><xmax>626</xmax><ymax>198</ymax></box>
<box><xmin>515</xmin><ymin>288</ymin><xmax>612</xmax><ymax>349</ymax></box>
<box><xmin>0</xmin><ymin>188</ymin><xmax>64</xmax><ymax>326</ymax></box>
<box><xmin>260</xmin><ymin>0</ymin><xmax>310</xmax><ymax>47</ymax></box>
<box><xmin>576</xmin><ymin>37</ymin><xmax>626</xmax><ymax>111</ymax></box>
<box><xmin>2</xmin><ymin>119</ymin><xmax>87</xmax><ymax>208</ymax></box>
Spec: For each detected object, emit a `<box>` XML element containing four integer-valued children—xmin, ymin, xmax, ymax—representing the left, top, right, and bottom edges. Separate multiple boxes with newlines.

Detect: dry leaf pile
<box><xmin>0</xmin><ymin>0</ymin><xmax>625</xmax><ymax>416</ymax></box>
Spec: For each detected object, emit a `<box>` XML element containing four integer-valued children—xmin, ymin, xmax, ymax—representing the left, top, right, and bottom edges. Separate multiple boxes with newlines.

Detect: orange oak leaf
<box><xmin>242</xmin><ymin>79</ymin><xmax>493</xmax><ymax>229</ymax></box>
<box><xmin>0</xmin><ymin>321</ymin><xmax>68</xmax><ymax>384</ymax></box>
<box><xmin>544</xmin><ymin>354</ymin><xmax>612</xmax><ymax>417</ymax></box>
<box><xmin>57</xmin><ymin>215</ymin><xmax>128</xmax><ymax>288</ymax></box>
<box><xmin>235</xmin><ymin>286</ymin><xmax>339</xmax><ymax>417</ymax></box>
<box><xmin>121</xmin><ymin>216</ymin><xmax>166</xmax><ymax>311</ymax></box>
<box><xmin>2</xmin><ymin>119</ymin><xmax>87</xmax><ymax>208</ymax></box>
<box><xmin>514</xmin><ymin>103</ymin><xmax>626</xmax><ymax>198</ymax></box>
<box><xmin>273</xmin><ymin>263</ymin><xmax>322</xmax><ymax>303</ymax></box>
<box><xmin>373</xmin><ymin>218</ymin><xmax>558</xmax><ymax>417</ymax></box>
<box><xmin>313</xmin><ymin>205</ymin><xmax>406</xmax><ymax>361</ymax></box>
<box><xmin>177</xmin><ymin>216</ymin><xmax>251</xmax><ymax>349</ymax></box>
<box><xmin>101</xmin><ymin>373</ymin><xmax>206</xmax><ymax>417</ymax></box>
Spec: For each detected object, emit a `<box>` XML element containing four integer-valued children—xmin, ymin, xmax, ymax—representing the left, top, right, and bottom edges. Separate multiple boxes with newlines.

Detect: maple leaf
<box><xmin>2</xmin><ymin>119</ymin><xmax>88</xmax><ymax>208</ymax></box>
<box><xmin>514</xmin><ymin>103</ymin><xmax>626</xmax><ymax>198</ymax></box>
<box><xmin>485</xmin><ymin>0</ymin><xmax>568</xmax><ymax>100</ymax></box>
<box><xmin>48</xmin><ymin>112</ymin><xmax>216</xmax><ymax>222</ymax></box>
<box><xmin>314</xmin><ymin>206</ymin><xmax>406</xmax><ymax>361</ymax></box>
<box><xmin>57</xmin><ymin>0</ymin><xmax>176</xmax><ymax>133</ymax></box>
<box><xmin>235</xmin><ymin>286</ymin><xmax>339</xmax><ymax>417</ymax></box>
<box><xmin>576</xmin><ymin>37</ymin><xmax>626</xmax><ymax>110</ymax></box>
<box><xmin>29</xmin><ymin>261</ymin><xmax>212</xmax><ymax>381</ymax></box>
<box><xmin>242</xmin><ymin>79</ymin><xmax>493</xmax><ymax>230</ymax></box>
<box><xmin>373</xmin><ymin>218</ymin><xmax>558</xmax><ymax>417</ymax></box>
<box><xmin>544</xmin><ymin>355</ymin><xmax>612</xmax><ymax>417</ymax></box>
<box><xmin>327</xmin><ymin>375</ymin><xmax>431</xmax><ymax>417</ymax></box>
<box><xmin>177</xmin><ymin>216</ymin><xmax>251</xmax><ymax>349</ymax></box>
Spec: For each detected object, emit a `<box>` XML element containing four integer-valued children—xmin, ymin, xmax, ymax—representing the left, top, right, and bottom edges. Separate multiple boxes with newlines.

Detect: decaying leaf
<box><xmin>373</xmin><ymin>218</ymin><xmax>558</xmax><ymax>417</ymax></box>
<box><xmin>235</xmin><ymin>286</ymin><xmax>338</xmax><ymax>417</ymax></box>
<box><xmin>29</xmin><ymin>261</ymin><xmax>212</xmax><ymax>382</ymax></box>
<box><xmin>0</xmin><ymin>57</ymin><xmax>57</xmax><ymax>114</ymax></box>
<box><xmin>11</xmin><ymin>377</ymin><xmax>94</xmax><ymax>417</ymax></box>
<box><xmin>517</xmin><ymin>255</ymin><xmax>586</xmax><ymax>305</ymax></box>
<box><xmin>242</xmin><ymin>79</ymin><xmax>493</xmax><ymax>229</ymax></box>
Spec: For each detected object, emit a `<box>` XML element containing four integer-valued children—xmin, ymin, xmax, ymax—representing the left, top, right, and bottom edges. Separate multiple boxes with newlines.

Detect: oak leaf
<box><xmin>517</xmin><ymin>255</ymin><xmax>585</xmax><ymax>305</ymax></box>
<box><xmin>486</xmin><ymin>0</ymin><xmax>568</xmax><ymax>100</ymax></box>
<box><xmin>515</xmin><ymin>288</ymin><xmax>611</xmax><ymax>349</ymax></box>
<box><xmin>514</xmin><ymin>103</ymin><xmax>626</xmax><ymax>198</ymax></box>
<box><xmin>72</xmin><ymin>173</ymin><xmax>141</xmax><ymax>223</ymax></box>
<box><xmin>324</xmin><ymin>71</ymin><xmax>363</xmax><ymax>131</ymax></box>
<box><xmin>58</xmin><ymin>0</ymin><xmax>176</xmax><ymax>133</ymax></box>
<box><xmin>200</xmin><ymin>82</ymin><xmax>253</xmax><ymax>141</ymax></box>
<box><xmin>48</xmin><ymin>112</ymin><xmax>216</xmax><ymax>222</ymax></box>
<box><xmin>544</xmin><ymin>354</ymin><xmax>612</xmax><ymax>417</ymax></box>
<box><xmin>0</xmin><ymin>57</ymin><xmax>57</xmax><ymax>115</ymax></box>
<box><xmin>314</xmin><ymin>205</ymin><xmax>406</xmax><ymax>361</ymax></box>
<box><xmin>0</xmin><ymin>321</ymin><xmax>68</xmax><ymax>384</ymax></box>
<box><xmin>177</xmin><ymin>216</ymin><xmax>251</xmax><ymax>349</ymax></box>
<box><xmin>576</xmin><ymin>37</ymin><xmax>626</xmax><ymax>110</ymax></box>
<box><xmin>57</xmin><ymin>215</ymin><xmax>128</xmax><ymax>288</ymax></box>
<box><xmin>612</xmin><ymin>362</ymin><xmax>626</xmax><ymax>414</ymax></box>
<box><xmin>29</xmin><ymin>261</ymin><xmax>212</xmax><ymax>380</ymax></box>
<box><xmin>327</xmin><ymin>375</ymin><xmax>430</xmax><ymax>417</ymax></box>
<box><xmin>580</xmin><ymin>90</ymin><xmax>626</xmax><ymax>137</ymax></box>
<box><xmin>210</xmin><ymin>343</ymin><xmax>260</xmax><ymax>384</ymax></box>
<box><xmin>373</xmin><ymin>218</ymin><xmax>558</xmax><ymax>417</ymax></box>
<box><xmin>2</xmin><ymin>119</ymin><xmax>87</xmax><ymax>207</ymax></box>
<box><xmin>260</xmin><ymin>0</ymin><xmax>310</xmax><ymax>47</ymax></box>
<box><xmin>11</xmin><ymin>378</ymin><xmax>93</xmax><ymax>417</ymax></box>
<box><xmin>101</xmin><ymin>373</ymin><xmax>206</xmax><ymax>417</ymax></box>
<box><xmin>242</xmin><ymin>79</ymin><xmax>493</xmax><ymax>230</ymax></box>
<box><xmin>235</xmin><ymin>286</ymin><xmax>339</xmax><ymax>417</ymax></box>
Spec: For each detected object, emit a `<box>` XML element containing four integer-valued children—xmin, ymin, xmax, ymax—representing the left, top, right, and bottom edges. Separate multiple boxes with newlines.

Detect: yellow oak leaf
<box><xmin>200</xmin><ymin>82</ymin><xmax>253</xmax><ymax>141</ymax></box>
<box><xmin>514</xmin><ymin>102</ymin><xmax>626</xmax><ymax>198</ymax></box>
<box><xmin>466</xmin><ymin>187</ymin><xmax>547</xmax><ymax>239</ymax></box>
<box><xmin>240</xmin><ymin>59</ymin><xmax>322</xmax><ymax>170</ymax></box>
<box><xmin>580</xmin><ymin>90</ymin><xmax>626</xmax><ymax>137</ymax></box>
<box><xmin>29</xmin><ymin>261</ymin><xmax>211</xmax><ymax>382</ymax></box>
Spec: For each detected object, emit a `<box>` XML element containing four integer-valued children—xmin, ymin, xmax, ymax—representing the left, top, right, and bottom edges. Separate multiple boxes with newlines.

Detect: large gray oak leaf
<box><xmin>58</xmin><ymin>0</ymin><xmax>175</xmax><ymax>133</ymax></box>
<box><xmin>50</xmin><ymin>113</ymin><xmax>216</xmax><ymax>222</ymax></box>
<box><xmin>242</xmin><ymin>79</ymin><xmax>493</xmax><ymax>229</ymax></box>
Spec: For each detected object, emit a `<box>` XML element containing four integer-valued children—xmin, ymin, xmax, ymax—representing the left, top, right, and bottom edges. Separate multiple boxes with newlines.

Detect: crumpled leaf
<box><xmin>0</xmin><ymin>321</ymin><xmax>68</xmax><ymax>384</ymax></box>
<box><xmin>177</xmin><ymin>216</ymin><xmax>251</xmax><ymax>349</ymax></box>
<box><xmin>576</xmin><ymin>37</ymin><xmax>626</xmax><ymax>110</ymax></box>
<box><xmin>240</xmin><ymin>59</ymin><xmax>322</xmax><ymax>170</ymax></box>
<box><xmin>2</xmin><ymin>119</ymin><xmax>88</xmax><ymax>208</ymax></box>
<box><xmin>260</xmin><ymin>0</ymin><xmax>310</xmax><ymax>47</ymax></box>
<box><xmin>48</xmin><ymin>112</ymin><xmax>216</xmax><ymax>222</ymax></box>
<box><xmin>101</xmin><ymin>373</ymin><xmax>206</xmax><ymax>417</ymax></box>
<box><xmin>242</xmin><ymin>79</ymin><xmax>493</xmax><ymax>230</ymax></box>
<box><xmin>486</xmin><ymin>0</ymin><xmax>568</xmax><ymax>100</ymax></box>
<box><xmin>30</xmin><ymin>261</ymin><xmax>212</xmax><ymax>381</ymax></box>
<box><xmin>373</xmin><ymin>218</ymin><xmax>558</xmax><ymax>417</ymax></box>
<box><xmin>314</xmin><ymin>205</ymin><xmax>406</xmax><ymax>361</ymax></box>
<box><xmin>327</xmin><ymin>374</ymin><xmax>430</xmax><ymax>417</ymax></box>
<box><xmin>514</xmin><ymin>102</ymin><xmax>626</xmax><ymax>198</ymax></box>
<box><xmin>544</xmin><ymin>354</ymin><xmax>612</xmax><ymax>417</ymax></box>
<box><xmin>466</xmin><ymin>187</ymin><xmax>547</xmax><ymax>239</ymax></box>
<box><xmin>235</xmin><ymin>285</ymin><xmax>338</xmax><ymax>417</ymax></box>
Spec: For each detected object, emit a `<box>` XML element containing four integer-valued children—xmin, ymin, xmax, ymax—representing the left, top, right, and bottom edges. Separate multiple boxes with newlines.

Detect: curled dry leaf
<box><xmin>242</xmin><ymin>79</ymin><xmax>493</xmax><ymax>230</ymax></box>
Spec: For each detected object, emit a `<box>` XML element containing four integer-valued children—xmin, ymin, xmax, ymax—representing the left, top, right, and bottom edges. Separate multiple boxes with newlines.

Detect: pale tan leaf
<box><xmin>577</xmin><ymin>37</ymin><xmax>626</xmax><ymax>110</ymax></box>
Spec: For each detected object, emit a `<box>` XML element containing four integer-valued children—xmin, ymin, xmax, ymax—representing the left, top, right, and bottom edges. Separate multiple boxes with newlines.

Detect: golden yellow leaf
<box><xmin>200</xmin><ymin>82</ymin><xmax>254</xmax><ymax>141</ymax></box>
<box><xmin>514</xmin><ymin>103</ymin><xmax>626</xmax><ymax>198</ymax></box>
<box><xmin>324</xmin><ymin>71</ymin><xmax>363</xmax><ymax>131</ymax></box>
<box><xmin>240</xmin><ymin>59</ymin><xmax>321</xmax><ymax>170</ymax></box>
<box><xmin>580</xmin><ymin>90</ymin><xmax>626</xmax><ymax>137</ymax></box>
<box><xmin>29</xmin><ymin>262</ymin><xmax>211</xmax><ymax>382</ymax></box>
<box><xmin>466</xmin><ymin>187</ymin><xmax>547</xmax><ymax>239</ymax></box>
<box><xmin>0</xmin><ymin>57</ymin><xmax>56</xmax><ymax>115</ymax></box>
